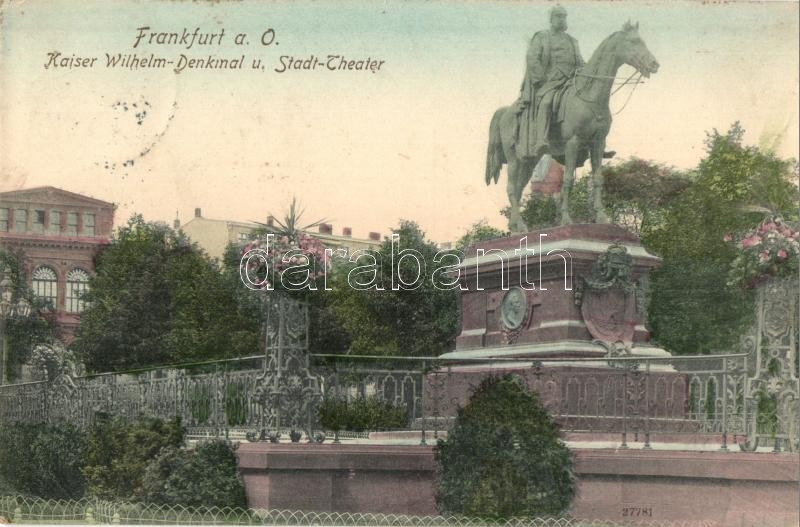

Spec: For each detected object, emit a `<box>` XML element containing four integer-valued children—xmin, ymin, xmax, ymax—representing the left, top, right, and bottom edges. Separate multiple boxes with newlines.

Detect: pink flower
<box><xmin>758</xmin><ymin>251</ymin><xmax>770</xmax><ymax>263</ymax></box>
<box><xmin>760</xmin><ymin>222</ymin><xmax>777</xmax><ymax>234</ymax></box>
<box><xmin>777</xmin><ymin>249</ymin><xmax>789</xmax><ymax>260</ymax></box>
<box><xmin>742</xmin><ymin>235</ymin><xmax>762</xmax><ymax>248</ymax></box>
<box><xmin>723</xmin><ymin>234</ymin><xmax>733</xmax><ymax>242</ymax></box>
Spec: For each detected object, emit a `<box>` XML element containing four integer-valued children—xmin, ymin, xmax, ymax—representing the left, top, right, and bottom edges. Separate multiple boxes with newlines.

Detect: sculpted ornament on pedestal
<box><xmin>500</xmin><ymin>287</ymin><xmax>532</xmax><ymax>345</ymax></box>
<box><xmin>575</xmin><ymin>243</ymin><xmax>638</xmax><ymax>345</ymax></box>
<box><xmin>501</xmin><ymin>287</ymin><xmax>528</xmax><ymax>331</ymax></box>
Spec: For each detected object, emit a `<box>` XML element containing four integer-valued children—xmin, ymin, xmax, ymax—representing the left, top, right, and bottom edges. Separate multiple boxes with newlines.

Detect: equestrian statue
<box><xmin>486</xmin><ymin>6</ymin><xmax>659</xmax><ymax>231</ymax></box>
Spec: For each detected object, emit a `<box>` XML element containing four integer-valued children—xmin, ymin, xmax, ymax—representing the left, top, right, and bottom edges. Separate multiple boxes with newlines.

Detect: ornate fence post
<box><xmin>620</xmin><ymin>364</ymin><xmax>628</xmax><ymax>449</ymax></box>
<box><xmin>721</xmin><ymin>356</ymin><xmax>728</xmax><ymax>451</ymax></box>
<box><xmin>643</xmin><ymin>359</ymin><xmax>651</xmax><ymax>449</ymax></box>
<box><xmin>419</xmin><ymin>359</ymin><xmax>427</xmax><ymax>446</ymax></box>
<box><xmin>250</xmin><ymin>292</ymin><xmax>321</xmax><ymax>442</ymax></box>
<box><xmin>741</xmin><ymin>277</ymin><xmax>799</xmax><ymax>452</ymax></box>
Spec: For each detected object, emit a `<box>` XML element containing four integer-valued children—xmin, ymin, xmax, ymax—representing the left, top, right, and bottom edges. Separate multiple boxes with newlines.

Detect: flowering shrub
<box><xmin>28</xmin><ymin>341</ymin><xmax>82</xmax><ymax>381</ymax></box>
<box><xmin>240</xmin><ymin>233</ymin><xmax>330</xmax><ymax>292</ymax></box>
<box><xmin>727</xmin><ymin>216</ymin><xmax>800</xmax><ymax>289</ymax></box>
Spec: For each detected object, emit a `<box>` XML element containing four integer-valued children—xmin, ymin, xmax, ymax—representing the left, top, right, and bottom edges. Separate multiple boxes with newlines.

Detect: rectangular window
<box><xmin>0</xmin><ymin>209</ymin><xmax>8</xmax><ymax>232</ymax></box>
<box><xmin>67</xmin><ymin>282</ymin><xmax>88</xmax><ymax>313</ymax></box>
<box><xmin>67</xmin><ymin>212</ymin><xmax>79</xmax><ymax>235</ymax></box>
<box><xmin>84</xmin><ymin>214</ymin><xmax>96</xmax><ymax>237</ymax></box>
<box><xmin>14</xmin><ymin>209</ymin><xmax>27</xmax><ymax>232</ymax></box>
<box><xmin>33</xmin><ymin>210</ymin><xmax>45</xmax><ymax>233</ymax></box>
<box><xmin>49</xmin><ymin>211</ymin><xmax>61</xmax><ymax>234</ymax></box>
<box><xmin>66</xmin><ymin>269</ymin><xmax>90</xmax><ymax>314</ymax></box>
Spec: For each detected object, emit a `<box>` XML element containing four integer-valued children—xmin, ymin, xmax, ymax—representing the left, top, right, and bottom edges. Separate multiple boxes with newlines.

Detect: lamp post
<box><xmin>0</xmin><ymin>266</ymin><xmax>32</xmax><ymax>385</ymax></box>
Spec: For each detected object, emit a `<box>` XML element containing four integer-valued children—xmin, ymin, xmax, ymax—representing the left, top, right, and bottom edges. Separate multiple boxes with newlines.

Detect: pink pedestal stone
<box><xmin>453</xmin><ymin>223</ymin><xmax>660</xmax><ymax>353</ymax></box>
<box><xmin>422</xmin><ymin>363</ymin><xmax>692</xmax><ymax>432</ymax></box>
<box><xmin>237</xmin><ymin>443</ymin><xmax>437</xmax><ymax>515</ymax></box>
<box><xmin>237</xmin><ymin>443</ymin><xmax>799</xmax><ymax>525</ymax></box>
<box><xmin>431</xmin><ymin>225</ymin><xmax>687</xmax><ymax>424</ymax></box>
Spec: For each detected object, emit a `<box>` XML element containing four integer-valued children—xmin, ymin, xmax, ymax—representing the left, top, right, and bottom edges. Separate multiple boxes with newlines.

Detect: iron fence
<box><xmin>0</xmin><ymin>353</ymin><xmax>429</xmax><ymax>441</ymax></box>
<box><xmin>0</xmin><ymin>276</ymin><xmax>797</xmax><ymax>452</ymax></box>
<box><xmin>0</xmin><ymin>351</ymin><xmax>788</xmax><ymax>450</ymax></box>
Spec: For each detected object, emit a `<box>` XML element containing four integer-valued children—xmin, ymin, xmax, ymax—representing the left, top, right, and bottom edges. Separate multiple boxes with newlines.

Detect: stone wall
<box><xmin>238</xmin><ymin>443</ymin><xmax>799</xmax><ymax>526</ymax></box>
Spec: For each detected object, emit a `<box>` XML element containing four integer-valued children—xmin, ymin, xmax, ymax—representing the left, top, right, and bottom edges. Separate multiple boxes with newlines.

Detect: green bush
<box><xmin>0</xmin><ymin>423</ymin><xmax>87</xmax><ymax>499</ymax></box>
<box><xmin>318</xmin><ymin>396</ymin><xmax>408</xmax><ymax>432</ymax></box>
<box><xmin>138</xmin><ymin>439</ymin><xmax>247</xmax><ymax>509</ymax></box>
<box><xmin>83</xmin><ymin>415</ymin><xmax>184</xmax><ymax>500</ymax></box>
<box><xmin>435</xmin><ymin>375</ymin><xmax>574</xmax><ymax>518</ymax></box>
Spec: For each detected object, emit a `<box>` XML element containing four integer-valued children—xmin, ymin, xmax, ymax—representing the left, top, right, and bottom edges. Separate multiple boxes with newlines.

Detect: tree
<box><xmin>516</xmin><ymin>176</ymin><xmax>592</xmax><ymax>229</ymax></box>
<box><xmin>514</xmin><ymin>158</ymin><xmax>690</xmax><ymax>234</ymax></box>
<box><xmin>602</xmin><ymin>158</ymin><xmax>692</xmax><ymax>236</ymax></box>
<box><xmin>0</xmin><ymin>248</ymin><xmax>54</xmax><ymax>382</ymax></box>
<box><xmin>436</xmin><ymin>375</ymin><xmax>574</xmax><ymax>518</ymax></box>
<box><xmin>73</xmin><ymin>215</ymin><xmax>261</xmax><ymax>372</ymax></box>
<box><xmin>644</xmin><ymin>123</ymin><xmax>798</xmax><ymax>355</ymax></box>
<box><xmin>330</xmin><ymin>220</ymin><xmax>459</xmax><ymax>357</ymax></box>
<box><xmin>455</xmin><ymin>220</ymin><xmax>506</xmax><ymax>254</ymax></box>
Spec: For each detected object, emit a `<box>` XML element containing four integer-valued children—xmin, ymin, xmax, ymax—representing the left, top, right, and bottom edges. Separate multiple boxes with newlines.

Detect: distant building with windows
<box><xmin>0</xmin><ymin>187</ymin><xmax>115</xmax><ymax>341</ymax></box>
<box><xmin>180</xmin><ymin>207</ymin><xmax>384</xmax><ymax>261</ymax></box>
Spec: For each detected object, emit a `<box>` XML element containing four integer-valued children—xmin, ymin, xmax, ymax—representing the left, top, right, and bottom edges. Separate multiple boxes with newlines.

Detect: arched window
<box><xmin>66</xmin><ymin>268</ymin><xmax>90</xmax><ymax>313</ymax></box>
<box><xmin>32</xmin><ymin>266</ymin><xmax>58</xmax><ymax>309</ymax></box>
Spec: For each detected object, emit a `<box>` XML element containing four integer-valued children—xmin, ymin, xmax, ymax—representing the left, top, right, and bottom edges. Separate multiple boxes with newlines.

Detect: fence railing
<box><xmin>0</xmin><ymin>495</ymin><xmax>721</xmax><ymax>526</ymax></box>
<box><xmin>1</xmin><ymin>350</ymin><xmax>788</xmax><ymax>451</ymax></box>
<box><xmin>418</xmin><ymin>353</ymin><xmax>757</xmax><ymax>450</ymax></box>
<box><xmin>0</xmin><ymin>354</ymin><xmax>429</xmax><ymax>440</ymax></box>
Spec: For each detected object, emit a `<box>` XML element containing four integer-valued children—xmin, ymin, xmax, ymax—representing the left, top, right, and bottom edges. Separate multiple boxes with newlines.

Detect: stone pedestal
<box><xmin>450</xmin><ymin>223</ymin><xmax>662</xmax><ymax>358</ymax></box>
<box><xmin>431</xmin><ymin>224</ymin><xmax>686</xmax><ymax>424</ymax></box>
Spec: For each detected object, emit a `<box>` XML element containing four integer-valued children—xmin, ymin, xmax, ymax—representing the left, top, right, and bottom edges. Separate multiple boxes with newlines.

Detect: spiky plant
<box><xmin>253</xmin><ymin>197</ymin><xmax>325</xmax><ymax>243</ymax></box>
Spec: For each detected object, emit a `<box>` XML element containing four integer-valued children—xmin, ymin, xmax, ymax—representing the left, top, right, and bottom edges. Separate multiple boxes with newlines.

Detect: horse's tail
<box><xmin>485</xmin><ymin>107</ymin><xmax>507</xmax><ymax>185</ymax></box>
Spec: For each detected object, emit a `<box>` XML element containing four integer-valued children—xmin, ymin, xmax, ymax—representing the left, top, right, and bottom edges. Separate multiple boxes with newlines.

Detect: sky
<box><xmin>1</xmin><ymin>0</ymin><xmax>798</xmax><ymax>243</ymax></box>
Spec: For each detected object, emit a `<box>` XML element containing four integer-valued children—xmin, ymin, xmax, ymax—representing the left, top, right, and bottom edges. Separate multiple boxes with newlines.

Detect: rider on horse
<box><xmin>516</xmin><ymin>5</ymin><xmax>584</xmax><ymax>159</ymax></box>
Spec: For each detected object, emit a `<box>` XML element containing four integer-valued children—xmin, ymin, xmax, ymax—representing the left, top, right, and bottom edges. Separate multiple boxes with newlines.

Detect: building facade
<box><xmin>0</xmin><ymin>187</ymin><xmax>115</xmax><ymax>340</ymax></box>
<box><xmin>181</xmin><ymin>207</ymin><xmax>384</xmax><ymax>261</ymax></box>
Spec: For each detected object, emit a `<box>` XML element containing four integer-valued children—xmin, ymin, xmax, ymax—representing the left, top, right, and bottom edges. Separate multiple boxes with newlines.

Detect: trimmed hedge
<box><xmin>318</xmin><ymin>396</ymin><xmax>408</xmax><ymax>432</ymax></box>
<box><xmin>139</xmin><ymin>439</ymin><xmax>247</xmax><ymax>509</ymax></box>
<box><xmin>435</xmin><ymin>375</ymin><xmax>574</xmax><ymax>519</ymax></box>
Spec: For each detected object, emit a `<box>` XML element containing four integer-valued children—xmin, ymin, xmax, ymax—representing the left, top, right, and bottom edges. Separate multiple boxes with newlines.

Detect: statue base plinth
<box><xmin>426</xmin><ymin>224</ymin><xmax>689</xmax><ymax>424</ymax></box>
<box><xmin>454</xmin><ymin>223</ymin><xmax>661</xmax><ymax>354</ymax></box>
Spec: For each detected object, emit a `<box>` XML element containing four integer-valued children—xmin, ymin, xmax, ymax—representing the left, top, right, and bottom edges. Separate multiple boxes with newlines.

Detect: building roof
<box><xmin>0</xmin><ymin>186</ymin><xmax>115</xmax><ymax>208</ymax></box>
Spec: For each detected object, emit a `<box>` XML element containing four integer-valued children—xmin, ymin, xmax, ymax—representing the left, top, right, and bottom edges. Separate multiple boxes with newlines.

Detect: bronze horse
<box><xmin>486</xmin><ymin>22</ymin><xmax>659</xmax><ymax>231</ymax></box>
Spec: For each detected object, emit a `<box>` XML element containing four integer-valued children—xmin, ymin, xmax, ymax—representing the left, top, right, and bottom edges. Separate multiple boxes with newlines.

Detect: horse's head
<box><xmin>618</xmin><ymin>21</ymin><xmax>659</xmax><ymax>78</ymax></box>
